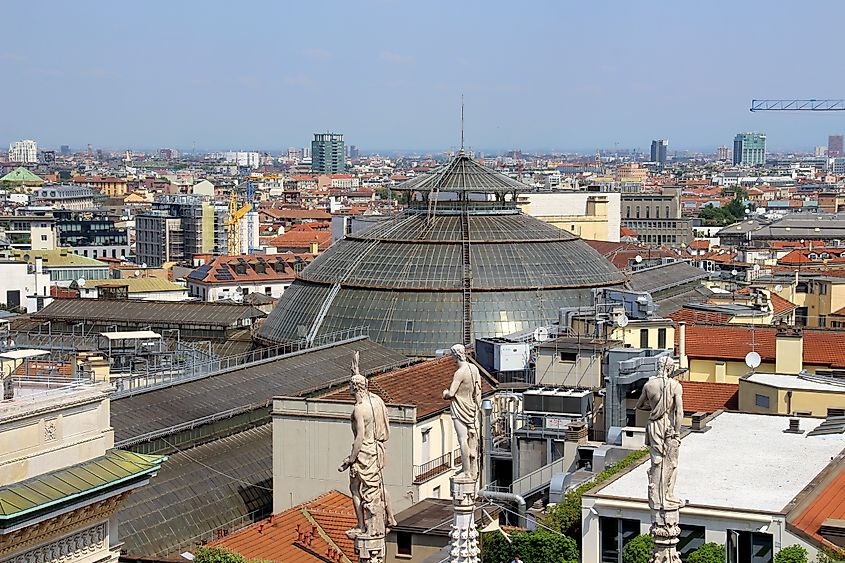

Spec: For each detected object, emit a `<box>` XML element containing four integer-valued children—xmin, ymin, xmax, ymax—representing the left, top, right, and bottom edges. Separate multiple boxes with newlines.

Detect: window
<box><xmin>6</xmin><ymin>290</ymin><xmax>20</xmax><ymax>309</ymax></box>
<box><xmin>560</xmin><ymin>351</ymin><xmax>578</xmax><ymax>362</ymax></box>
<box><xmin>755</xmin><ymin>394</ymin><xmax>770</xmax><ymax>409</ymax></box>
<box><xmin>421</xmin><ymin>428</ymin><xmax>430</xmax><ymax>443</ymax></box>
<box><xmin>626</xmin><ymin>206</ymin><xmax>631</xmax><ymax>218</ymax></box>
<box><xmin>432</xmin><ymin>485</ymin><xmax>441</xmax><ymax>498</ymax></box>
<box><xmin>405</xmin><ymin>320</ymin><xmax>414</xmax><ymax>333</ymax></box>
<box><xmin>666</xmin><ymin>205</ymin><xmax>670</xmax><ymax>218</ymax></box>
<box><xmin>639</xmin><ymin>328</ymin><xmax>649</xmax><ymax>348</ymax></box>
<box><xmin>600</xmin><ymin>516</ymin><xmax>640</xmax><ymax>563</ymax></box>
<box><xmin>820</xmin><ymin>283</ymin><xmax>828</xmax><ymax>295</ymax></box>
<box><xmin>678</xmin><ymin>525</ymin><xmax>706</xmax><ymax>559</ymax></box>
<box><xmin>657</xmin><ymin>328</ymin><xmax>667</xmax><ymax>349</ymax></box>
<box><xmin>727</xmin><ymin>530</ymin><xmax>773</xmax><ymax>563</ymax></box>
<box><xmin>796</xmin><ymin>307</ymin><xmax>808</xmax><ymax>326</ymax></box>
<box><xmin>41</xmin><ymin>234</ymin><xmax>47</xmax><ymax>241</ymax></box>
<box><xmin>819</xmin><ymin>315</ymin><xmax>826</xmax><ymax>328</ymax></box>
<box><xmin>396</xmin><ymin>531</ymin><xmax>413</xmax><ymax>557</ymax></box>
<box><xmin>636</xmin><ymin>206</ymin><xmax>640</xmax><ymax>218</ymax></box>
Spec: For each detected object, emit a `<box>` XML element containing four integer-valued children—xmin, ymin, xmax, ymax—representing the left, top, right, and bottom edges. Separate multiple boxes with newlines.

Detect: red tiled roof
<box><xmin>211</xmin><ymin>490</ymin><xmax>355</xmax><ymax>563</ymax></box>
<box><xmin>790</xmin><ymin>463</ymin><xmax>845</xmax><ymax>550</ymax></box>
<box><xmin>689</xmin><ymin>240</ymin><xmax>710</xmax><ymax>251</ymax></box>
<box><xmin>769</xmin><ymin>293</ymin><xmax>798</xmax><ymax>316</ymax></box>
<box><xmin>668</xmin><ymin>308</ymin><xmax>732</xmax><ymax>325</ymax></box>
<box><xmin>680</xmin><ymin>380</ymin><xmax>738</xmax><ymax>413</ymax></box>
<box><xmin>323</xmin><ymin>355</ymin><xmax>495</xmax><ymax>419</ymax></box>
<box><xmin>268</xmin><ymin>224</ymin><xmax>332</xmax><ymax>251</ymax></box>
<box><xmin>620</xmin><ymin>226</ymin><xmax>638</xmax><ymax>237</ymax></box>
<box><xmin>261</xmin><ymin>208</ymin><xmax>331</xmax><ymax>221</ymax></box>
<box><xmin>189</xmin><ymin>255</ymin><xmax>295</xmax><ymax>284</ymax></box>
<box><xmin>678</xmin><ymin>325</ymin><xmax>845</xmax><ymax>368</ymax></box>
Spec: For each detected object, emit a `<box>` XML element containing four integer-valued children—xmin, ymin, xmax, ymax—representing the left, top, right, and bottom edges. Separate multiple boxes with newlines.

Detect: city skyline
<box><xmin>3</xmin><ymin>0</ymin><xmax>845</xmax><ymax>151</ymax></box>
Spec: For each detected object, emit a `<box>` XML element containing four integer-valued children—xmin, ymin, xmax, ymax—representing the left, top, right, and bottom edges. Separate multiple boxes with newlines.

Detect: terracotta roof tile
<box><xmin>323</xmin><ymin>355</ymin><xmax>495</xmax><ymax>419</ymax></box>
<box><xmin>211</xmin><ymin>490</ymin><xmax>355</xmax><ymax>563</ymax></box>
<box><xmin>678</xmin><ymin>325</ymin><xmax>845</xmax><ymax>368</ymax></box>
<box><xmin>790</xmin><ymin>463</ymin><xmax>845</xmax><ymax>550</ymax></box>
<box><xmin>668</xmin><ymin>308</ymin><xmax>732</xmax><ymax>325</ymax></box>
<box><xmin>680</xmin><ymin>380</ymin><xmax>738</xmax><ymax>413</ymax></box>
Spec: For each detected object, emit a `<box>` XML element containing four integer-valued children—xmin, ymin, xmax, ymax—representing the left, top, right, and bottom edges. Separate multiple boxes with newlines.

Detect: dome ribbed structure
<box><xmin>259</xmin><ymin>153</ymin><xmax>626</xmax><ymax>356</ymax></box>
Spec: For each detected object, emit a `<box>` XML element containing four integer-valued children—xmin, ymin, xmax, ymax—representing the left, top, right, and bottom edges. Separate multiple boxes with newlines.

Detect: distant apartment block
<box><xmin>8</xmin><ymin>139</ymin><xmax>37</xmax><ymax>163</ymax></box>
<box><xmin>622</xmin><ymin>186</ymin><xmax>693</xmax><ymax>246</ymax></box>
<box><xmin>828</xmin><ymin>134</ymin><xmax>843</xmax><ymax>157</ymax></box>
<box><xmin>650</xmin><ymin>139</ymin><xmax>668</xmax><ymax>167</ymax></box>
<box><xmin>224</xmin><ymin>151</ymin><xmax>260</xmax><ymax>168</ymax></box>
<box><xmin>733</xmin><ymin>132</ymin><xmax>766</xmax><ymax>165</ymax></box>
<box><xmin>717</xmin><ymin>146</ymin><xmax>730</xmax><ymax>160</ymax></box>
<box><xmin>311</xmin><ymin>132</ymin><xmax>346</xmax><ymax>173</ymax></box>
<box><xmin>136</xmin><ymin>195</ymin><xmax>227</xmax><ymax>267</ymax></box>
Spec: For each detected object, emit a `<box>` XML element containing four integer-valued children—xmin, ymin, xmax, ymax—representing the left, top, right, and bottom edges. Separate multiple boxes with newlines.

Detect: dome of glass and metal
<box><xmin>258</xmin><ymin>151</ymin><xmax>627</xmax><ymax>356</ymax></box>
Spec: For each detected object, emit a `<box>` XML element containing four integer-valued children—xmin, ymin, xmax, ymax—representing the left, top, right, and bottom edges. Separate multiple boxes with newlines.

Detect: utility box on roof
<box><xmin>494</xmin><ymin>342</ymin><xmax>531</xmax><ymax>371</ymax></box>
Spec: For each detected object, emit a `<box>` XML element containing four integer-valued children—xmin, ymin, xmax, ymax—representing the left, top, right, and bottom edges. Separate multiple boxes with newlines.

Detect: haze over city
<box><xmin>4</xmin><ymin>4</ymin><xmax>845</xmax><ymax>563</ymax></box>
<box><xmin>3</xmin><ymin>0</ymin><xmax>845</xmax><ymax>152</ymax></box>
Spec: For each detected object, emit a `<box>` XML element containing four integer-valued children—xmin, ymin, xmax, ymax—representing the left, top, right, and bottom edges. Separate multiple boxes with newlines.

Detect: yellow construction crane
<box><xmin>226</xmin><ymin>190</ymin><xmax>253</xmax><ymax>255</ymax></box>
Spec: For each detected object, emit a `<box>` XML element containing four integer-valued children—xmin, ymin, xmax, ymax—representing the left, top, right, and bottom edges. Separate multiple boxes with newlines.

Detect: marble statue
<box><xmin>443</xmin><ymin>344</ymin><xmax>482</xmax><ymax>481</ymax></box>
<box><xmin>635</xmin><ymin>355</ymin><xmax>685</xmax><ymax>563</ymax></box>
<box><xmin>339</xmin><ymin>351</ymin><xmax>396</xmax><ymax>542</ymax></box>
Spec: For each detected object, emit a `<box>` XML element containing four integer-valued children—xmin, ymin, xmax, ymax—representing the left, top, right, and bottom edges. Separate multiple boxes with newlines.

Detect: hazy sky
<box><xmin>3</xmin><ymin>0</ymin><xmax>845</xmax><ymax>153</ymax></box>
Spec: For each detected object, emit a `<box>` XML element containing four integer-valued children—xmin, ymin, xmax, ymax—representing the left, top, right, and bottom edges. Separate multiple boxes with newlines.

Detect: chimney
<box><xmin>690</xmin><ymin>412</ymin><xmax>710</xmax><ymax>432</ymax></box>
<box><xmin>784</xmin><ymin>417</ymin><xmax>803</xmax><ymax>434</ymax></box>
<box><xmin>34</xmin><ymin>256</ymin><xmax>43</xmax><ymax>276</ymax></box>
<box><xmin>585</xmin><ymin>195</ymin><xmax>608</xmax><ymax>218</ymax></box>
<box><xmin>678</xmin><ymin>322</ymin><xmax>688</xmax><ymax>370</ymax></box>
<box><xmin>776</xmin><ymin>326</ymin><xmax>803</xmax><ymax>374</ymax></box>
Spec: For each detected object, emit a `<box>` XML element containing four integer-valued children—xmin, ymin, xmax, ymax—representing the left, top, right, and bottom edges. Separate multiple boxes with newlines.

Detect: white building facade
<box><xmin>8</xmin><ymin>140</ymin><xmax>37</xmax><ymax>163</ymax></box>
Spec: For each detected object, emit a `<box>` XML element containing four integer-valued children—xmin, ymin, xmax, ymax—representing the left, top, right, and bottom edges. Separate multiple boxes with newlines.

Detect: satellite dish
<box><xmin>616</xmin><ymin>314</ymin><xmax>630</xmax><ymax>328</ymax></box>
<box><xmin>731</xmin><ymin>269</ymin><xmax>738</xmax><ymax>276</ymax></box>
<box><xmin>533</xmin><ymin>327</ymin><xmax>549</xmax><ymax>342</ymax></box>
<box><xmin>745</xmin><ymin>351</ymin><xmax>762</xmax><ymax>370</ymax></box>
<box><xmin>141</xmin><ymin>262</ymin><xmax>148</xmax><ymax>269</ymax></box>
<box><xmin>753</xmin><ymin>264</ymin><xmax>761</xmax><ymax>271</ymax></box>
<box><xmin>634</xmin><ymin>255</ymin><xmax>643</xmax><ymax>264</ymax></box>
<box><xmin>774</xmin><ymin>284</ymin><xmax>783</xmax><ymax>292</ymax></box>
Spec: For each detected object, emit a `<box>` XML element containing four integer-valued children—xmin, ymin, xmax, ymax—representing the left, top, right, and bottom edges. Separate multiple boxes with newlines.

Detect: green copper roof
<box><xmin>0</xmin><ymin>449</ymin><xmax>165</xmax><ymax>519</ymax></box>
<box><xmin>0</xmin><ymin>167</ymin><xmax>43</xmax><ymax>184</ymax></box>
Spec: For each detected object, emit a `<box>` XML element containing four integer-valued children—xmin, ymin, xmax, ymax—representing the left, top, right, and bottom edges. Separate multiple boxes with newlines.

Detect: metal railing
<box><xmin>511</xmin><ymin>457</ymin><xmax>569</xmax><ymax>498</ymax></box>
<box><xmin>110</xmin><ymin>326</ymin><xmax>369</xmax><ymax>398</ymax></box>
<box><xmin>413</xmin><ymin>452</ymin><xmax>452</xmax><ymax>484</ymax></box>
<box><xmin>3</xmin><ymin>373</ymin><xmax>97</xmax><ymax>402</ymax></box>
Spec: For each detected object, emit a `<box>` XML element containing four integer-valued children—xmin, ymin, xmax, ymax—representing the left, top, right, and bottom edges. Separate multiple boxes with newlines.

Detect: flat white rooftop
<box><xmin>746</xmin><ymin>372</ymin><xmax>845</xmax><ymax>392</ymax></box>
<box><xmin>100</xmin><ymin>330</ymin><xmax>161</xmax><ymax>341</ymax></box>
<box><xmin>596</xmin><ymin>412</ymin><xmax>844</xmax><ymax>513</ymax></box>
<box><xmin>0</xmin><ymin>349</ymin><xmax>50</xmax><ymax>360</ymax></box>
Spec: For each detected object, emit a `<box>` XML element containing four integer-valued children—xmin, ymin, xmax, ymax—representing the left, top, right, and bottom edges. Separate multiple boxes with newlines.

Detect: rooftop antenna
<box><xmin>460</xmin><ymin>94</ymin><xmax>465</xmax><ymax>153</ymax></box>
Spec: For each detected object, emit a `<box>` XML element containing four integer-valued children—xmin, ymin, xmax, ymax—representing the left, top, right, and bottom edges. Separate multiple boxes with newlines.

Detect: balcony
<box><xmin>413</xmin><ymin>452</ymin><xmax>452</xmax><ymax>484</ymax></box>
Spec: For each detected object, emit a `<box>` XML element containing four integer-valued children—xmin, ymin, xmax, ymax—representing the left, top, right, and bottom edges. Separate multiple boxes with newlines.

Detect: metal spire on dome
<box><xmin>460</xmin><ymin>94</ymin><xmax>465</xmax><ymax>153</ymax></box>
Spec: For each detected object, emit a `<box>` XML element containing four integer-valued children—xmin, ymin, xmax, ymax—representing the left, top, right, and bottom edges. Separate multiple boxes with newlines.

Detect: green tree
<box><xmin>775</xmin><ymin>545</ymin><xmax>809</xmax><ymax>563</ymax></box>
<box><xmin>481</xmin><ymin>529</ymin><xmax>578</xmax><ymax>563</ymax></box>
<box><xmin>543</xmin><ymin>449</ymin><xmax>648</xmax><ymax>542</ymax></box>
<box><xmin>687</xmin><ymin>542</ymin><xmax>726</xmax><ymax>563</ymax></box>
<box><xmin>193</xmin><ymin>547</ymin><xmax>246</xmax><ymax>563</ymax></box>
<box><xmin>817</xmin><ymin>547</ymin><xmax>845</xmax><ymax>563</ymax></box>
<box><xmin>622</xmin><ymin>534</ymin><xmax>653</xmax><ymax>563</ymax></box>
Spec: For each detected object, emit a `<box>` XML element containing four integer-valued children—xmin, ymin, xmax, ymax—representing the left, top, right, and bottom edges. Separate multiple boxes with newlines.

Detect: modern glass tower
<box><xmin>650</xmin><ymin>139</ymin><xmax>668</xmax><ymax>167</ymax></box>
<box><xmin>311</xmin><ymin>132</ymin><xmax>346</xmax><ymax>173</ymax></box>
<box><xmin>733</xmin><ymin>133</ymin><xmax>766</xmax><ymax>165</ymax></box>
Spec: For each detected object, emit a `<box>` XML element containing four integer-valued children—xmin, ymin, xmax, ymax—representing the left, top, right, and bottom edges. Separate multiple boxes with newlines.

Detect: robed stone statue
<box><xmin>339</xmin><ymin>351</ymin><xmax>396</xmax><ymax>540</ymax></box>
<box><xmin>443</xmin><ymin>343</ymin><xmax>482</xmax><ymax>482</ymax></box>
<box><xmin>635</xmin><ymin>355</ymin><xmax>685</xmax><ymax>563</ymax></box>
